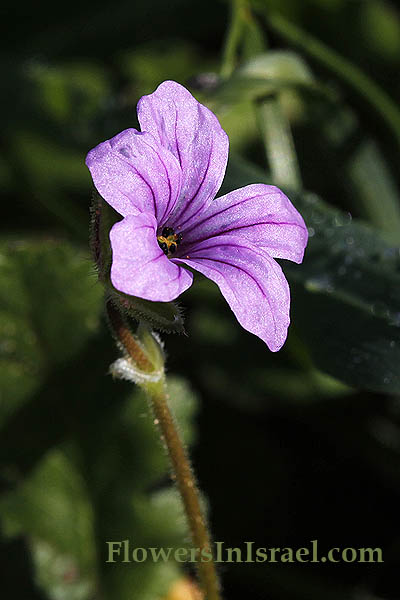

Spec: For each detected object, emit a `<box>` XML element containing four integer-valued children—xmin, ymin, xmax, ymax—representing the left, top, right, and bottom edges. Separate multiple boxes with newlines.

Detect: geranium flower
<box><xmin>86</xmin><ymin>81</ymin><xmax>308</xmax><ymax>351</ymax></box>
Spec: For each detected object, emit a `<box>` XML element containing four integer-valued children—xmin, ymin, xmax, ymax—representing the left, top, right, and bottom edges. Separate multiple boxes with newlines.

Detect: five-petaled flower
<box><xmin>86</xmin><ymin>81</ymin><xmax>308</xmax><ymax>351</ymax></box>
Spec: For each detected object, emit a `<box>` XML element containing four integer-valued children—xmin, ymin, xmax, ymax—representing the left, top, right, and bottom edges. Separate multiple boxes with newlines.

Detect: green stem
<box><xmin>106</xmin><ymin>301</ymin><xmax>221</xmax><ymax>600</ymax></box>
<box><xmin>220</xmin><ymin>0</ymin><xmax>247</xmax><ymax>79</ymax></box>
<box><xmin>147</xmin><ymin>379</ymin><xmax>221</xmax><ymax>600</ymax></box>
<box><xmin>106</xmin><ymin>300</ymin><xmax>154</xmax><ymax>372</ymax></box>
<box><xmin>264</xmin><ymin>11</ymin><xmax>400</xmax><ymax>151</ymax></box>
<box><xmin>257</xmin><ymin>95</ymin><xmax>302</xmax><ymax>190</ymax></box>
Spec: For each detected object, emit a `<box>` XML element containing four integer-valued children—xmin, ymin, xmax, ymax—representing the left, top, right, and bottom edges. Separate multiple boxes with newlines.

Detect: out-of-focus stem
<box><xmin>264</xmin><ymin>11</ymin><xmax>400</xmax><ymax>152</ymax></box>
<box><xmin>257</xmin><ymin>96</ymin><xmax>302</xmax><ymax>191</ymax></box>
<box><xmin>220</xmin><ymin>0</ymin><xmax>247</xmax><ymax>79</ymax></box>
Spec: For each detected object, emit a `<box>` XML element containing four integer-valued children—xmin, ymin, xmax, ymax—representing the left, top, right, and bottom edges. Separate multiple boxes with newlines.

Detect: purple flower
<box><xmin>86</xmin><ymin>81</ymin><xmax>308</xmax><ymax>351</ymax></box>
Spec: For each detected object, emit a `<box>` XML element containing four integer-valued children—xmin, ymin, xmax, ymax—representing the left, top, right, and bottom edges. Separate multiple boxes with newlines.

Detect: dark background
<box><xmin>1</xmin><ymin>1</ymin><xmax>400</xmax><ymax>599</ymax></box>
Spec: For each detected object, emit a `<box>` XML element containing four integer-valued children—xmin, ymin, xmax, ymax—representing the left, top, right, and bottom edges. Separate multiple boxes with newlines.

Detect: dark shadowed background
<box><xmin>1</xmin><ymin>1</ymin><xmax>400</xmax><ymax>599</ymax></box>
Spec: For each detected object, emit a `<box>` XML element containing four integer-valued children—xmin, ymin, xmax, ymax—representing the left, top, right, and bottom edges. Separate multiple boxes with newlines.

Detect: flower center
<box><xmin>157</xmin><ymin>227</ymin><xmax>183</xmax><ymax>257</ymax></box>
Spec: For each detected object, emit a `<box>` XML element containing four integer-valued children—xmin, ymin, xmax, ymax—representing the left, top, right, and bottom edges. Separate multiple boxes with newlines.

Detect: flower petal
<box><xmin>175</xmin><ymin>235</ymin><xmax>291</xmax><ymax>351</ymax></box>
<box><xmin>86</xmin><ymin>128</ymin><xmax>182</xmax><ymax>224</ymax></box>
<box><xmin>182</xmin><ymin>184</ymin><xmax>308</xmax><ymax>264</ymax></box>
<box><xmin>110</xmin><ymin>213</ymin><xmax>193</xmax><ymax>301</ymax></box>
<box><xmin>137</xmin><ymin>80</ymin><xmax>229</xmax><ymax>230</ymax></box>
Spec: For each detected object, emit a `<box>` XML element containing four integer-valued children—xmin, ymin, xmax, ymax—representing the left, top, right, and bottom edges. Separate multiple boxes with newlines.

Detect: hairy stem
<box><xmin>148</xmin><ymin>380</ymin><xmax>221</xmax><ymax>600</ymax></box>
<box><xmin>106</xmin><ymin>300</ymin><xmax>154</xmax><ymax>372</ymax></box>
<box><xmin>106</xmin><ymin>300</ymin><xmax>221</xmax><ymax>600</ymax></box>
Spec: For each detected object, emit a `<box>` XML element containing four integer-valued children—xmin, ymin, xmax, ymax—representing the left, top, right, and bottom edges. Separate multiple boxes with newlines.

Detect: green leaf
<box><xmin>0</xmin><ymin>450</ymin><xmax>96</xmax><ymax>569</ymax></box>
<box><xmin>213</xmin><ymin>50</ymin><xmax>332</xmax><ymax>108</ymax></box>
<box><xmin>0</xmin><ymin>375</ymin><xmax>199</xmax><ymax>600</ymax></box>
<box><xmin>361</xmin><ymin>0</ymin><xmax>400</xmax><ymax>60</ymax></box>
<box><xmin>347</xmin><ymin>137</ymin><xmax>400</xmax><ymax>238</ymax></box>
<box><xmin>10</xmin><ymin>132</ymin><xmax>88</xmax><ymax>239</ymax></box>
<box><xmin>33</xmin><ymin>540</ymin><xmax>94</xmax><ymax>600</ymax></box>
<box><xmin>262</xmin><ymin>11</ymin><xmax>400</xmax><ymax>153</ymax></box>
<box><xmin>222</xmin><ymin>155</ymin><xmax>400</xmax><ymax>395</ymax></box>
<box><xmin>119</xmin><ymin>40</ymin><xmax>214</xmax><ymax>95</ymax></box>
<box><xmin>0</xmin><ymin>239</ymin><xmax>103</xmax><ymax>425</ymax></box>
<box><xmin>238</xmin><ymin>50</ymin><xmax>314</xmax><ymax>82</ymax></box>
<box><xmin>29</xmin><ymin>61</ymin><xmax>110</xmax><ymax>123</ymax></box>
<box><xmin>0</xmin><ymin>449</ymin><xmax>96</xmax><ymax>600</ymax></box>
<box><xmin>76</xmin><ymin>375</ymin><xmax>199</xmax><ymax>599</ymax></box>
<box><xmin>320</xmin><ymin>104</ymin><xmax>400</xmax><ymax>238</ymax></box>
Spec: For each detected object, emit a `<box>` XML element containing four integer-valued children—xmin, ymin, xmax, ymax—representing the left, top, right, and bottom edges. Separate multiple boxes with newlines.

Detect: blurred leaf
<box><xmin>0</xmin><ymin>449</ymin><xmax>96</xmax><ymax>600</ymax></box>
<box><xmin>212</xmin><ymin>99</ymin><xmax>259</xmax><ymax>152</ymax></box>
<box><xmin>12</xmin><ymin>131</ymin><xmax>88</xmax><ymax>191</ymax></box>
<box><xmin>0</xmin><ymin>330</ymin><xmax>118</xmax><ymax>487</ymax></box>
<box><xmin>239</xmin><ymin>50</ymin><xmax>313</xmax><ymax>82</ymax></box>
<box><xmin>211</xmin><ymin>50</ymin><xmax>335</xmax><ymax>157</ymax></box>
<box><xmin>347</xmin><ymin>138</ymin><xmax>400</xmax><ymax>239</ymax></box>
<box><xmin>0</xmin><ymin>239</ymin><xmax>102</xmax><ymax>424</ymax></box>
<box><xmin>0</xmin><ymin>374</ymin><xmax>200</xmax><ymax>600</ymax></box>
<box><xmin>210</xmin><ymin>51</ymin><xmax>323</xmax><ymax>154</ymax></box>
<box><xmin>320</xmin><ymin>104</ymin><xmax>400</xmax><ymax>238</ymax></box>
<box><xmin>222</xmin><ymin>155</ymin><xmax>400</xmax><ymax>394</ymax></box>
<box><xmin>262</xmin><ymin>11</ymin><xmax>400</xmax><ymax>155</ymax></box>
<box><xmin>119</xmin><ymin>41</ymin><xmax>214</xmax><ymax>96</ymax></box>
<box><xmin>196</xmin><ymin>354</ymin><xmax>351</xmax><ymax>412</ymax></box>
<box><xmin>200</xmin><ymin>365</ymin><xmax>351</xmax><ymax>412</ymax></box>
<box><xmin>10</xmin><ymin>132</ymin><xmax>88</xmax><ymax>239</ymax></box>
<box><xmin>77</xmin><ymin>375</ymin><xmax>199</xmax><ymax>600</ymax></box>
<box><xmin>213</xmin><ymin>50</ymin><xmax>318</xmax><ymax>106</ymax></box>
<box><xmin>360</xmin><ymin>0</ymin><xmax>400</xmax><ymax>60</ymax></box>
<box><xmin>2</xmin><ymin>58</ymin><xmax>112</xmax><ymax>240</ymax></box>
<box><xmin>0</xmin><ymin>450</ymin><xmax>96</xmax><ymax>573</ymax></box>
<box><xmin>32</xmin><ymin>540</ymin><xmax>93</xmax><ymax>600</ymax></box>
<box><xmin>28</xmin><ymin>61</ymin><xmax>110</xmax><ymax>124</ymax></box>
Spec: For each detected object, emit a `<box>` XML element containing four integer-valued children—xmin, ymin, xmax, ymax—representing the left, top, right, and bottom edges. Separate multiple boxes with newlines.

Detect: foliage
<box><xmin>1</xmin><ymin>1</ymin><xmax>400</xmax><ymax>599</ymax></box>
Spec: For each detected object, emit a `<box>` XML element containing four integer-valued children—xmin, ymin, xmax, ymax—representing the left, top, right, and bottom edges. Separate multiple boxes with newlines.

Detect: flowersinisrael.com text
<box><xmin>106</xmin><ymin>540</ymin><xmax>383</xmax><ymax>564</ymax></box>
